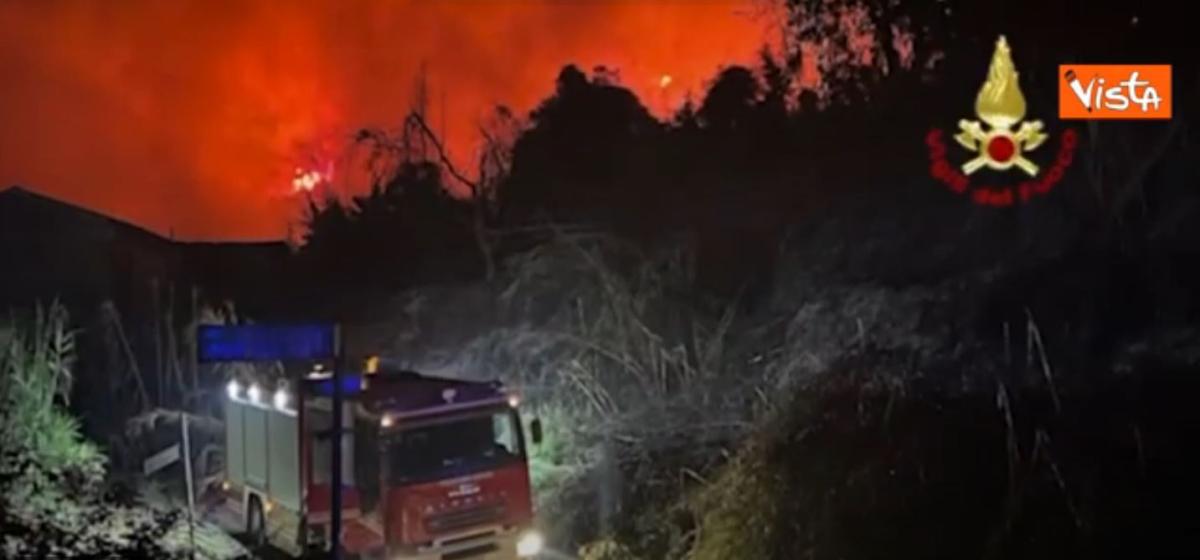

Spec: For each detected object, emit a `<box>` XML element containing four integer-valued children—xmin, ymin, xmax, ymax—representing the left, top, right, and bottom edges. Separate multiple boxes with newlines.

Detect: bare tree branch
<box><xmin>404</xmin><ymin>112</ymin><xmax>479</xmax><ymax>194</ymax></box>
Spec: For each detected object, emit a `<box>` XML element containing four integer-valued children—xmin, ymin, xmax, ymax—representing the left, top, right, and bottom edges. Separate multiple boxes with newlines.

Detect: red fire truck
<box><xmin>220</xmin><ymin>364</ymin><xmax>544</xmax><ymax>559</ymax></box>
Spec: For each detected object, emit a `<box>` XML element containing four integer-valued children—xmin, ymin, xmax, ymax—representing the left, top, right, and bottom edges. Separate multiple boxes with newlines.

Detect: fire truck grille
<box><xmin>425</xmin><ymin>504</ymin><xmax>505</xmax><ymax>534</ymax></box>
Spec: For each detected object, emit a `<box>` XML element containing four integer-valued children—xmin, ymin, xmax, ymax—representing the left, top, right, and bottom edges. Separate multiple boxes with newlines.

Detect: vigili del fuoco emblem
<box><xmin>927</xmin><ymin>35</ymin><xmax>1078</xmax><ymax>206</ymax></box>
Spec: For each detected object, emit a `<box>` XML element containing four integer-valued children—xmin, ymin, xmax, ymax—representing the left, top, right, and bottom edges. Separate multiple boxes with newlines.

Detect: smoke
<box><xmin>1</xmin><ymin>1</ymin><xmax>773</xmax><ymax>240</ymax></box>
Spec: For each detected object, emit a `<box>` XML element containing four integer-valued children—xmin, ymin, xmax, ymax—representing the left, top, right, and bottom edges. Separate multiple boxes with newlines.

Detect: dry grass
<box><xmin>370</xmin><ymin>231</ymin><xmax>955</xmax><ymax>554</ymax></box>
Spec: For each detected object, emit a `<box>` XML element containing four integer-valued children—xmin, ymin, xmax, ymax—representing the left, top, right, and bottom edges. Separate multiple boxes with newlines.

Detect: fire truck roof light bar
<box><xmin>377</xmin><ymin>396</ymin><xmax>511</xmax><ymax>428</ymax></box>
<box><xmin>306</xmin><ymin>373</ymin><xmax>366</xmax><ymax>397</ymax></box>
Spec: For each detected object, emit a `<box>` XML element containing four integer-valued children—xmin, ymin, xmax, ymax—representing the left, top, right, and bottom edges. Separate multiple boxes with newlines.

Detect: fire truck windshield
<box><xmin>386</xmin><ymin>408</ymin><xmax>524</xmax><ymax>484</ymax></box>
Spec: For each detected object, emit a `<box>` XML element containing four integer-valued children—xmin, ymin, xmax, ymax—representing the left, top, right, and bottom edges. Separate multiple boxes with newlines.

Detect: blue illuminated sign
<box><xmin>197</xmin><ymin>324</ymin><xmax>336</xmax><ymax>363</ymax></box>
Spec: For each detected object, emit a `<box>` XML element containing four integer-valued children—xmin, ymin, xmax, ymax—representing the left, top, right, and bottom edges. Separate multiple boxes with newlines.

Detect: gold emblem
<box><xmin>955</xmin><ymin>36</ymin><xmax>1047</xmax><ymax>176</ymax></box>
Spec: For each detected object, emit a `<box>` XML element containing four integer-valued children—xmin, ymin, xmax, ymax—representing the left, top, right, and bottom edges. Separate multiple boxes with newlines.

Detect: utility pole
<box><xmin>330</xmin><ymin>324</ymin><xmax>344</xmax><ymax>559</ymax></box>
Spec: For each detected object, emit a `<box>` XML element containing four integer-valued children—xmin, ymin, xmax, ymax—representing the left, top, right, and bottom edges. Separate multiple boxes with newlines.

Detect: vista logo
<box><xmin>1059</xmin><ymin>65</ymin><xmax>1172</xmax><ymax>119</ymax></box>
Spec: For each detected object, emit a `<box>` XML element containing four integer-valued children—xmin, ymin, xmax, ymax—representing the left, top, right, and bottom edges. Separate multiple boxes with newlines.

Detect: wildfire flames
<box><xmin>292</xmin><ymin>167</ymin><xmax>330</xmax><ymax>194</ymax></box>
<box><xmin>0</xmin><ymin>1</ymin><xmax>775</xmax><ymax>239</ymax></box>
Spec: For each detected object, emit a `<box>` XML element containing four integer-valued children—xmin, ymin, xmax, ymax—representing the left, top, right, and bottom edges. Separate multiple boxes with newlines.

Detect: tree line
<box><xmin>299</xmin><ymin>1</ymin><xmax>1196</xmax><ymax>306</ymax></box>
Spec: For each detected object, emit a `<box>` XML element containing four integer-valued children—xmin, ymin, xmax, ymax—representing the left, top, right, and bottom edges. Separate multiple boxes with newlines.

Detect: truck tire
<box><xmin>246</xmin><ymin>495</ymin><xmax>267</xmax><ymax>549</ymax></box>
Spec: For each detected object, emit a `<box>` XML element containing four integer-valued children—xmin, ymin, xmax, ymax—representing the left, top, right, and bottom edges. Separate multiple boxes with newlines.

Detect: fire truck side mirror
<box><xmin>529</xmin><ymin>418</ymin><xmax>543</xmax><ymax>446</ymax></box>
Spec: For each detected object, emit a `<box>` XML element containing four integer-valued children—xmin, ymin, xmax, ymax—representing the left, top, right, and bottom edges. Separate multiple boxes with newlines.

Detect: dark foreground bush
<box><xmin>0</xmin><ymin>445</ymin><xmax>185</xmax><ymax>558</ymax></box>
<box><xmin>688</xmin><ymin>355</ymin><xmax>1200</xmax><ymax>560</ymax></box>
<box><xmin>0</xmin><ymin>305</ymin><xmax>184</xmax><ymax>558</ymax></box>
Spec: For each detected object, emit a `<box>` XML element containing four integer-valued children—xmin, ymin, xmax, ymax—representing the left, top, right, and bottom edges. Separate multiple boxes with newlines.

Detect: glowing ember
<box><xmin>291</xmin><ymin>167</ymin><xmax>327</xmax><ymax>193</ymax></box>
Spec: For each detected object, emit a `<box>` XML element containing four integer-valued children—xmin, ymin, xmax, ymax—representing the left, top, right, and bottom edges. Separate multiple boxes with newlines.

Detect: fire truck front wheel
<box><xmin>246</xmin><ymin>495</ymin><xmax>267</xmax><ymax>549</ymax></box>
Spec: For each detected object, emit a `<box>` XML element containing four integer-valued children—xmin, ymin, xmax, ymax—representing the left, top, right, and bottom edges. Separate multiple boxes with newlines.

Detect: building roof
<box><xmin>1</xmin><ymin>184</ymin><xmax>169</xmax><ymax>244</ymax></box>
<box><xmin>1</xmin><ymin>184</ymin><xmax>289</xmax><ymax>249</ymax></box>
<box><xmin>1</xmin><ymin>184</ymin><xmax>293</xmax><ymax>311</ymax></box>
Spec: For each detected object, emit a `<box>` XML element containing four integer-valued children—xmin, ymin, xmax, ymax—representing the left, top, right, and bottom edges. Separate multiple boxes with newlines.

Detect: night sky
<box><xmin>1</xmin><ymin>1</ymin><xmax>778</xmax><ymax>240</ymax></box>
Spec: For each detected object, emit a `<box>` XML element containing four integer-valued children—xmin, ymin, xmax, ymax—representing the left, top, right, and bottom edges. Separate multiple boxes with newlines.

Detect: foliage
<box><xmin>0</xmin><ymin>304</ymin><xmax>103</xmax><ymax>484</ymax></box>
<box><xmin>501</xmin><ymin>65</ymin><xmax>664</xmax><ymax>231</ymax></box>
<box><xmin>114</xmin><ymin>5</ymin><xmax>1200</xmax><ymax>558</ymax></box>
<box><xmin>685</xmin><ymin>438</ymin><xmax>778</xmax><ymax>560</ymax></box>
<box><xmin>374</xmin><ymin>193</ymin><xmax>1200</xmax><ymax>559</ymax></box>
<box><xmin>376</xmin><ymin>229</ymin><xmax>958</xmax><ymax>554</ymax></box>
<box><xmin>685</xmin><ymin>346</ymin><xmax>1200</xmax><ymax>560</ymax></box>
<box><xmin>301</xmin><ymin>158</ymin><xmax>480</xmax><ymax>291</ymax></box>
<box><xmin>779</xmin><ymin>0</ymin><xmax>947</xmax><ymax>98</ymax></box>
<box><xmin>0</xmin><ymin>304</ymin><xmax>184</xmax><ymax>558</ymax></box>
<box><xmin>371</xmin><ymin>234</ymin><xmax>757</xmax><ymax>548</ymax></box>
<box><xmin>580</xmin><ymin>538</ymin><xmax>642</xmax><ymax>560</ymax></box>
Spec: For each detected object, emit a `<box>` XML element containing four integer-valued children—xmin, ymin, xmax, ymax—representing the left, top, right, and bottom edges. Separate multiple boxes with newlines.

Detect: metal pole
<box><xmin>190</xmin><ymin>286</ymin><xmax>199</xmax><ymax>397</ymax></box>
<box><xmin>330</xmin><ymin>325</ymin><xmax>344</xmax><ymax>559</ymax></box>
<box><xmin>181</xmin><ymin>413</ymin><xmax>197</xmax><ymax>560</ymax></box>
<box><xmin>153</xmin><ymin>277</ymin><xmax>162</xmax><ymax>406</ymax></box>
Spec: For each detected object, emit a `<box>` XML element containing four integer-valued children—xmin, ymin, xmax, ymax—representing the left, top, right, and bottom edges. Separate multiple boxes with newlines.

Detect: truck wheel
<box><xmin>246</xmin><ymin>496</ymin><xmax>267</xmax><ymax>549</ymax></box>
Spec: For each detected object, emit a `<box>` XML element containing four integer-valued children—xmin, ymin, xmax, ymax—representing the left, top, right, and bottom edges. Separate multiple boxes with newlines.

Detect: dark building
<box><xmin>0</xmin><ymin>184</ymin><xmax>293</xmax><ymax>316</ymax></box>
<box><xmin>1</xmin><ymin>184</ymin><xmax>300</xmax><ymax>440</ymax></box>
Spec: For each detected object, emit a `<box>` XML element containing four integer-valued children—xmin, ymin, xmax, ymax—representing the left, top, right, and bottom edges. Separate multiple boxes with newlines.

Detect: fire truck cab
<box><xmin>222</xmin><ymin>365</ymin><xmax>543</xmax><ymax>559</ymax></box>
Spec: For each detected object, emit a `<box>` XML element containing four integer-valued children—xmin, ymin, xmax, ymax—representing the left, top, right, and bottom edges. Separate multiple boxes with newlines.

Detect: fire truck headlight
<box><xmin>226</xmin><ymin>380</ymin><xmax>240</xmax><ymax>400</ymax></box>
<box><xmin>247</xmin><ymin>384</ymin><xmax>261</xmax><ymax>403</ymax></box>
<box><xmin>516</xmin><ymin>530</ymin><xmax>544</xmax><ymax>557</ymax></box>
<box><xmin>273</xmin><ymin>389</ymin><xmax>289</xmax><ymax>410</ymax></box>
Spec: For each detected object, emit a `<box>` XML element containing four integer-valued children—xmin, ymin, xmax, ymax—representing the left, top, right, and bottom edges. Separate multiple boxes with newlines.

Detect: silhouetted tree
<box><xmin>301</xmin><ymin>156</ymin><xmax>477</xmax><ymax>292</ymax></box>
<box><xmin>500</xmin><ymin>65</ymin><xmax>664</xmax><ymax>233</ymax></box>
<box><xmin>698</xmin><ymin>66</ymin><xmax>760</xmax><ymax>132</ymax></box>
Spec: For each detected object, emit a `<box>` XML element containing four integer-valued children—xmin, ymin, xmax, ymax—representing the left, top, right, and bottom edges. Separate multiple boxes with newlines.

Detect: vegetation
<box><xmin>358</xmin><ymin>211</ymin><xmax>1200</xmax><ymax>559</ymax></box>
<box><xmin>0</xmin><ymin>305</ymin><xmax>103</xmax><ymax>480</ymax></box>
<box><xmin>295</xmin><ymin>5</ymin><xmax>1197</xmax><ymax>554</ymax></box>
<box><xmin>0</xmin><ymin>305</ymin><xmax>243</xmax><ymax>559</ymax></box>
<box><xmin>686</xmin><ymin>352</ymin><xmax>1200</xmax><ymax>560</ymax></box>
<box><xmin>3</xmin><ymin>3</ymin><xmax>1197</xmax><ymax>559</ymax></box>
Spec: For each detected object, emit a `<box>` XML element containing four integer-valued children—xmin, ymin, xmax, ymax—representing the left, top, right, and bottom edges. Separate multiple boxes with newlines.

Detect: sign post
<box><xmin>330</xmin><ymin>326</ymin><xmax>344</xmax><ymax>560</ymax></box>
<box><xmin>182</xmin><ymin>413</ymin><xmax>197</xmax><ymax>560</ymax></box>
<box><xmin>141</xmin><ymin>417</ymin><xmax>196</xmax><ymax>559</ymax></box>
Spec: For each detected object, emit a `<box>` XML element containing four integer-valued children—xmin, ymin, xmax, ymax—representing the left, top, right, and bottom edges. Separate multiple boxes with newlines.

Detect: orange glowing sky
<box><xmin>1</xmin><ymin>1</ymin><xmax>778</xmax><ymax>240</ymax></box>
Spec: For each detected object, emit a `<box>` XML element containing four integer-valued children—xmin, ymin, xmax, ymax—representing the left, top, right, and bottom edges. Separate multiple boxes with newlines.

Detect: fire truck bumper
<box><xmin>379</xmin><ymin>527</ymin><xmax>542</xmax><ymax>560</ymax></box>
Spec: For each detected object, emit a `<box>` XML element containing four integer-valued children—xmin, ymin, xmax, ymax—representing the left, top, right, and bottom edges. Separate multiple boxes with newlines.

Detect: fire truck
<box><xmin>220</xmin><ymin>362</ymin><xmax>544</xmax><ymax>559</ymax></box>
